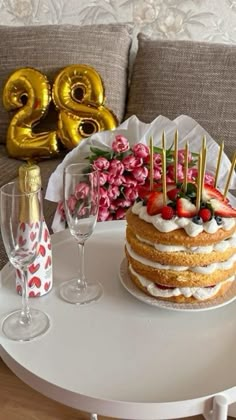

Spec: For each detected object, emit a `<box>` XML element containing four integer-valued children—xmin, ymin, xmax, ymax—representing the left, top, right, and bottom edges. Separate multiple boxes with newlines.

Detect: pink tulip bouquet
<box><xmin>56</xmin><ymin>134</ymin><xmax>215</xmax><ymax>224</ymax></box>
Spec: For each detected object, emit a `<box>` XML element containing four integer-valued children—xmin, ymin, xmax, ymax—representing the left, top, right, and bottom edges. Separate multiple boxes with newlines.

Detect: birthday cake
<box><xmin>125</xmin><ymin>143</ymin><xmax>236</xmax><ymax>304</ymax></box>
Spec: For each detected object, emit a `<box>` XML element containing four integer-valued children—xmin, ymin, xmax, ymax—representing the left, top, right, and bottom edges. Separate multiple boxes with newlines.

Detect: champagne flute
<box><xmin>0</xmin><ymin>181</ymin><xmax>50</xmax><ymax>341</ymax></box>
<box><xmin>59</xmin><ymin>163</ymin><xmax>103</xmax><ymax>304</ymax></box>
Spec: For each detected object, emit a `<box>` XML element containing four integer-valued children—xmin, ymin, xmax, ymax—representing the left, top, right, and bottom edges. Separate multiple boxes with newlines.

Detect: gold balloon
<box><xmin>3</xmin><ymin>67</ymin><xmax>59</xmax><ymax>160</ymax></box>
<box><xmin>52</xmin><ymin>64</ymin><xmax>118</xmax><ymax>150</ymax></box>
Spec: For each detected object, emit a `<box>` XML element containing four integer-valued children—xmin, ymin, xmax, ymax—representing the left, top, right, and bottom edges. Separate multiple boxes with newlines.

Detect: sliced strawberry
<box><xmin>155</xmin><ymin>180</ymin><xmax>176</xmax><ymax>191</ymax></box>
<box><xmin>138</xmin><ymin>182</ymin><xmax>161</xmax><ymax>201</ymax></box>
<box><xmin>139</xmin><ymin>182</ymin><xmax>176</xmax><ymax>201</ymax></box>
<box><xmin>202</xmin><ymin>184</ymin><xmax>227</xmax><ymax>203</ymax></box>
<box><xmin>147</xmin><ymin>191</ymin><xmax>164</xmax><ymax>215</ymax></box>
<box><xmin>167</xmin><ymin>187</ymin><xmax>181</xmax><ymax>201</ymax></box>
<box><xmin>137</xmin><ymin>185</ymin><xmax>153</xmax><ymax>201</ymax></box>
<box><xmin>210</xmin><ymin>199</ymin><xmax>236</xmax><ymax>217</ymax></box>
<box><xmin>176</xmin><ymin>197</ymin><xmax>197</xmax><ymax>218</ymax></box>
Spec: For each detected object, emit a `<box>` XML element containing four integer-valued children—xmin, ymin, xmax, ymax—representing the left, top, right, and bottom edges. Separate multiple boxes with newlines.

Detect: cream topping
<box><xmin>132</xmin><ymin>201</ymin><xmax>236</xmax><ymax>237</ymax></box>
<box><xmin>126</xmin><ymin>242</ymin><xmax>236</xmax><ymax>274</ymax></box>
<box><xmin>136</xmin><ymin>234</ymin><xmax>236</xmax><ymax>254</ymax></box>
<box><xmin>129</xmin><ymin>263</ymin><xmax>235</xmax><ymax>301</ymax></box>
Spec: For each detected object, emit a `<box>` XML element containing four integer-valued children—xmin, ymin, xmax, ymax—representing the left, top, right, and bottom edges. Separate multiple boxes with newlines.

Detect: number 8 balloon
<box><xmin>52</xmin><ymin>64</ymin><xmax>118</xmax><ymax>150</ymax></box>
<box><xmin>2</xmin><ymin>68</ymin><xmax>59</xmax><ymax>160</ymax></box>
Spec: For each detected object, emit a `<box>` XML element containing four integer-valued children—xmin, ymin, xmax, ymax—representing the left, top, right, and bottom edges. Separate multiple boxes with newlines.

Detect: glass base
<box><xmin>2</xmin><ymin>308</ymin><xmax>50</xmax><ymax>341</ymax></box>
<box><xmin>60</xmin><ymin>279</ymin><xmax>103</xmax><ymax>305</ymax></box>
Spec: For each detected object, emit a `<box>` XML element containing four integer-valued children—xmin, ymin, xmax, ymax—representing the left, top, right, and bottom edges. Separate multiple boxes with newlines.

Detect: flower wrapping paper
<box><xmin>45</xmin><ymin>115</ymin><xmax>236</xmax><ymax>232</ymax></box>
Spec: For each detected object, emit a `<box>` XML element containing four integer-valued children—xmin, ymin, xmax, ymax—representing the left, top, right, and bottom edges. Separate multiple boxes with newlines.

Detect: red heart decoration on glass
<box><xmin>29</xmin><ymin>263</ymin><xmax>40</xmax><ymax>274</ymax></box>
<box><xmin>19</xmin><ymin>222</ymin><xmax>26</xmax><ymax>232</ymax></box>
<box><xmin>18</xmin><ymin>235</ymin><xmax>26</xmax><ymax>247</ymax></box>
<box><xmin>45</xmin><ymin>255</ymin><xmax>52</xmax><ymax>269</ymax></box>
<box><xmin>44</xmin><ymin>228</ymin><xmax>49</xmax><ymax>243</ymax></box>
<box><xmin>44</xmin><ymin>281</ymin><xmax>51</xmax><ymax>291</ymax></box>
<box><xmin>16</xmin><ymin>284</ymin><xmax>22</xmax><ymax>295</ymax></box>
<box><xmin>30</xmin><ymin>231</ymin><xmax>36</xmax><ymax>242</ymax></box>
<box><xmin>39</xmin><ymin>244</ymin><xmax>46</xmax><ymax>256</ymax></box>
<box><xmin>29</xmin><ymin>276</ymin><xmax>41</xmax><ymax>288</ymax></box>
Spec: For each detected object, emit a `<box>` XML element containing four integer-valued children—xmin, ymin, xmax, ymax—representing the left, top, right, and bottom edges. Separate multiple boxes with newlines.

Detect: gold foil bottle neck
<box><xmin>19</xmin><ymin>162</ymin><xmax>41</xmax><ymax>194</ymax></box>
<box><xmin>19</xmin><ymin>163</ymin><xmax>41</xmax><ymax>223</ymax></box>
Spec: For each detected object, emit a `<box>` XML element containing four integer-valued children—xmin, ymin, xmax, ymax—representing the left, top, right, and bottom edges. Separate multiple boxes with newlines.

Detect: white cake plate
<box><xmin>1</xmin><ymin>220</ymin><xmax>236</xmax><ymax>420</ymax></box>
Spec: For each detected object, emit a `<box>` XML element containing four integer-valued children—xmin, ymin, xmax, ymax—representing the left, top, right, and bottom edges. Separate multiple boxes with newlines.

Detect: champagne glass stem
<box><xmin>77</xmin><ymin>242</ymin><xmax>86</xmax><ymax>290</ymax></box>
<box><xmin>20</xmin><ymin>268</ymin><xmax>32</xmax><ymax>325</ymax></box>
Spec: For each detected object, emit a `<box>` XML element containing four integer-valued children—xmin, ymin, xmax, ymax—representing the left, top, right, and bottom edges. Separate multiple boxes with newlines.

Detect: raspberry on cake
<box><xmin>125</xmin><ymin>138</ymin><xmax>236</xmax><ymax>305</ymax></box>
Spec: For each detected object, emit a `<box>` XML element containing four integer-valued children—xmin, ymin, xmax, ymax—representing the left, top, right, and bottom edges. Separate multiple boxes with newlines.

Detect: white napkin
<box><xmin>45</xmin><ymin>115</ymin><xmax>236</xmax><ymax>230</ymax></box>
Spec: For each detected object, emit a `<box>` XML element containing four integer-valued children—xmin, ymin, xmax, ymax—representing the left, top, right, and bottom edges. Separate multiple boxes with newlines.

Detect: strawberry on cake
<box><xmin>125</xmin><ymin>181</ymin><xmax>236</xmax><ymax>304</ymax></box>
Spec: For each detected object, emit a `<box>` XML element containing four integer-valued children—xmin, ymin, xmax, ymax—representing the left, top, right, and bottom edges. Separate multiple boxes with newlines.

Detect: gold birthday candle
<box><xmin>183</xmin><ymin>141</ymin><xmax>189</xmax><ymax>193</ymax></box>
<box><xmin>223</xmin><ymin>151</ymin><xmax>236</xmax><ymax>198</ymax></box>
<box><xmin>162</xmin><ymin>147</ymin><xmax>167</xmax><ymax>205</ymax></box>
<box><xmin>201</xmin><ymin>135</ymin><xmax>207</xmax><ymax>189</ymax></box>
<box><xmin>174</xmin><ymin>130</ymin><xmax>178</xmax><ymax>184</ymax></box>
<box><xmin>149</xmin><ymin>136</ymin><xmax>154</xmax><ymax>191</ymax></box>
<box><xmin>214</xmin><ymin>141</ymin><xmax>224</xmax><ymax>188</ymax></box>
<box><xmin>162</xmin><ymin>130</ymin><xmax>166</xmax><ymax>150</ymax></box>
<box><xmin>196</xmin><ymin>151</ymin><xmax>202</xmax><ymax>212</ymax></box>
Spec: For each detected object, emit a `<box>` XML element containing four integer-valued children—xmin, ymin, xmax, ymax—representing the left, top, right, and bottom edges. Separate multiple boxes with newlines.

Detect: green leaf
<box><xmin>153</xmin><ymin>146</ymin><xmax>162</xmax><ymax>154</ymax></box>
<box><xmin>89</xmin><ymin>146</ymin><xmax>114</xmax><ymax>160</ymax></box>
<box><xmin>167</xmin><ymin>142</ymin><xmax>174</xmax><ymax>152</ymax></box>
<box><xmin>186</xmin><ymin>182</ymin><xmax>197</xmax><ymax>195</ymax></box>
<box><xmin>90</xmin><ymin>146</ymin><xmax>109</xmax><ymax>155</ymax></box>
<box><xmin>188</xmin><ymin>161</ymin><xmax>198</xmax><ymax>168</ymax></box>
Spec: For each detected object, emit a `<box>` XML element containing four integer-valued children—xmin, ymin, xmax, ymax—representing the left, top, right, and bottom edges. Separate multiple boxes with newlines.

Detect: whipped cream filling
<box><xmin>132</xmin><ymin>201</ymin><xmax>236</xmax><ymax>237</ymax></box>
<box><xmin>136</xmin><ymin>233</ymin><xmax>236</xmax><ymax>254</ymax></box>
<box><xmin>126</xmin><ymin>242</ymin><xmax>236</xmax><ymax>274</ymax></box>
<box><xmin>129</xmin><ymin>263</ymin><xmax>235</xmax><ymax>301</ymax></box>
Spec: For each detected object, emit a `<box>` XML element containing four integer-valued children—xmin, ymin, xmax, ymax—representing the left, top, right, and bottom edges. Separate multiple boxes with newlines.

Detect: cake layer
<box><xmin>128</xmin><ymin>264</ymin><xmax>234</xmax><ymax>303</ymax></box>
<box><xmin>125</xmin><ymin>246</ymin><xmax>236</xmax><ymax>287</ymax></box>
<box><xmin>126</xmin><ymin>226</ymin><xmax>236</xmax><ymax>266</ymax></box>
<box><xmin>126</xmin><ymin>208</ymin><xmax>236</xmax><ymax>246</ymax></box>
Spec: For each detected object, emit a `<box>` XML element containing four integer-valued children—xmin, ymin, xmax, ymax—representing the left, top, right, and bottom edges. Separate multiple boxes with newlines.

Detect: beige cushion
<box><xmin>126</xmin><ymin>34</ymin><xmax>236</xmax><ymax>159</ymax></box>
<box><xmin>0</xmin><ymin>23</ymin><xmax>131</xmax><ymax>144</ymax></box>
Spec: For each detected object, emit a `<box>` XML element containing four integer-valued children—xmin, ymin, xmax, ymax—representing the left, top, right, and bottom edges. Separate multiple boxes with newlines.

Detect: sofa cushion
<box><xmin>0</xmin><ymin>144</ymin><xmax>22</xmax><ymax>187</ymax></box>
<box><xmin>126</xmin><ymin>34</ymin><xmax>236</xmax><ymax>159</ymax></box>
<box><xmin>0</xmin><ymin>23</ymin><xmax>131</xmax><ymax>145</ymax></box>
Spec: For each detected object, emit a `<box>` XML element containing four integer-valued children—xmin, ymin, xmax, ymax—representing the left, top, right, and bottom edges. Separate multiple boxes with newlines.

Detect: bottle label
<box><xmin>15</xmin><ymin>220</ymin><xmax>53</xmax><ymax>297</ymax></box>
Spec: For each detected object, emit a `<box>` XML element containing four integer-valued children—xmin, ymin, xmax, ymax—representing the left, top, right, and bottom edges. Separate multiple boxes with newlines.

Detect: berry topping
<box><xmin>167</xmin><ymin>187</ymin><xmax>181</xmax><ymax>201</ymax></box>
<box><xmin>138</xmin><ymin>182</ymin><xmax>163</xmax><ymax>201</ymax></box>
<box><xmin>176</xmin><ymin>197</ymin><xmax>197</xmax><ymax>218</ymax></box>
<box><xmin>215</xmin><ymin>215</ymin><xmax>223</xmax><ymax>225</ymax></box>
<box><xmin>137</xmin><ymin>185</ymin><xmax>152</xmax><ymax>202</ymax></box>
<box><xmin>147</xmin><ymin>191</ymin><xmax>164</xmax><ymax>215</ymax></box>
<box><xmin>161</xmin><ymin>205</ymin><xmax>175</xmax><ymax>220</ymax></box>
<box><xmin>202</xmin><ymin>184</ymin><xmax>227</xmax><ymax>203</ymax></box>
<box><xmin>198</xmin><ymin>208</ymin><xmax>212</xmax><ymax>222</ymax></box>
<box><xmin>210</xmin><ymin>198</ymin><xmax>236</xmax><ymax>217</ymax></box>
<box><xmin>192</xmin><ymin>215</ymin><xmax>203</xmax><ymax>225</ymax></box>
<box><xmin>155</xmin><ymin>283</ymin><xmax>175</xmax><ymax>290</ymax></box>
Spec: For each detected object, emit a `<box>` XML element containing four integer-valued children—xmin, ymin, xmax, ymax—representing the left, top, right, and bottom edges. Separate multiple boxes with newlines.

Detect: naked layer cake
<box><xmin>125</xmin><ymin>181</ymin><xmax>236</xmax><ymax>304</ymax></box>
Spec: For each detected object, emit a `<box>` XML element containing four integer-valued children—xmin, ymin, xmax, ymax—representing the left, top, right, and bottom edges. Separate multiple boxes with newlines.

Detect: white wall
<box><xmin>0</xmin><ymin>0</ymin><xmax>236</xmax><ymax>44</ymax></box>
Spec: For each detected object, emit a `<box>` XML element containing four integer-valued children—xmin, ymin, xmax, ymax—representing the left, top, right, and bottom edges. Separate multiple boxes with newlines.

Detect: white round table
<box><xmin>1</xmin><ymin>220</ymin><xmax>236</xmax><ymax>420</ymax></box>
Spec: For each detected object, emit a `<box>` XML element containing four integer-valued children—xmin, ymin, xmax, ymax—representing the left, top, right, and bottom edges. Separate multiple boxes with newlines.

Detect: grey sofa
<box><xmin>1</xmin><ymin>23</ymin><xmax>236</xmax><ymax>268</ymax></box>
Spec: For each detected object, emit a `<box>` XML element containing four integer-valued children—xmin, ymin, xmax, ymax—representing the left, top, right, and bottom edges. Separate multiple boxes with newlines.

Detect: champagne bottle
<box><xmin>16</xmin><ymin>162</ymin><xmax>53</xmax><ymax>297</ymax></box>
